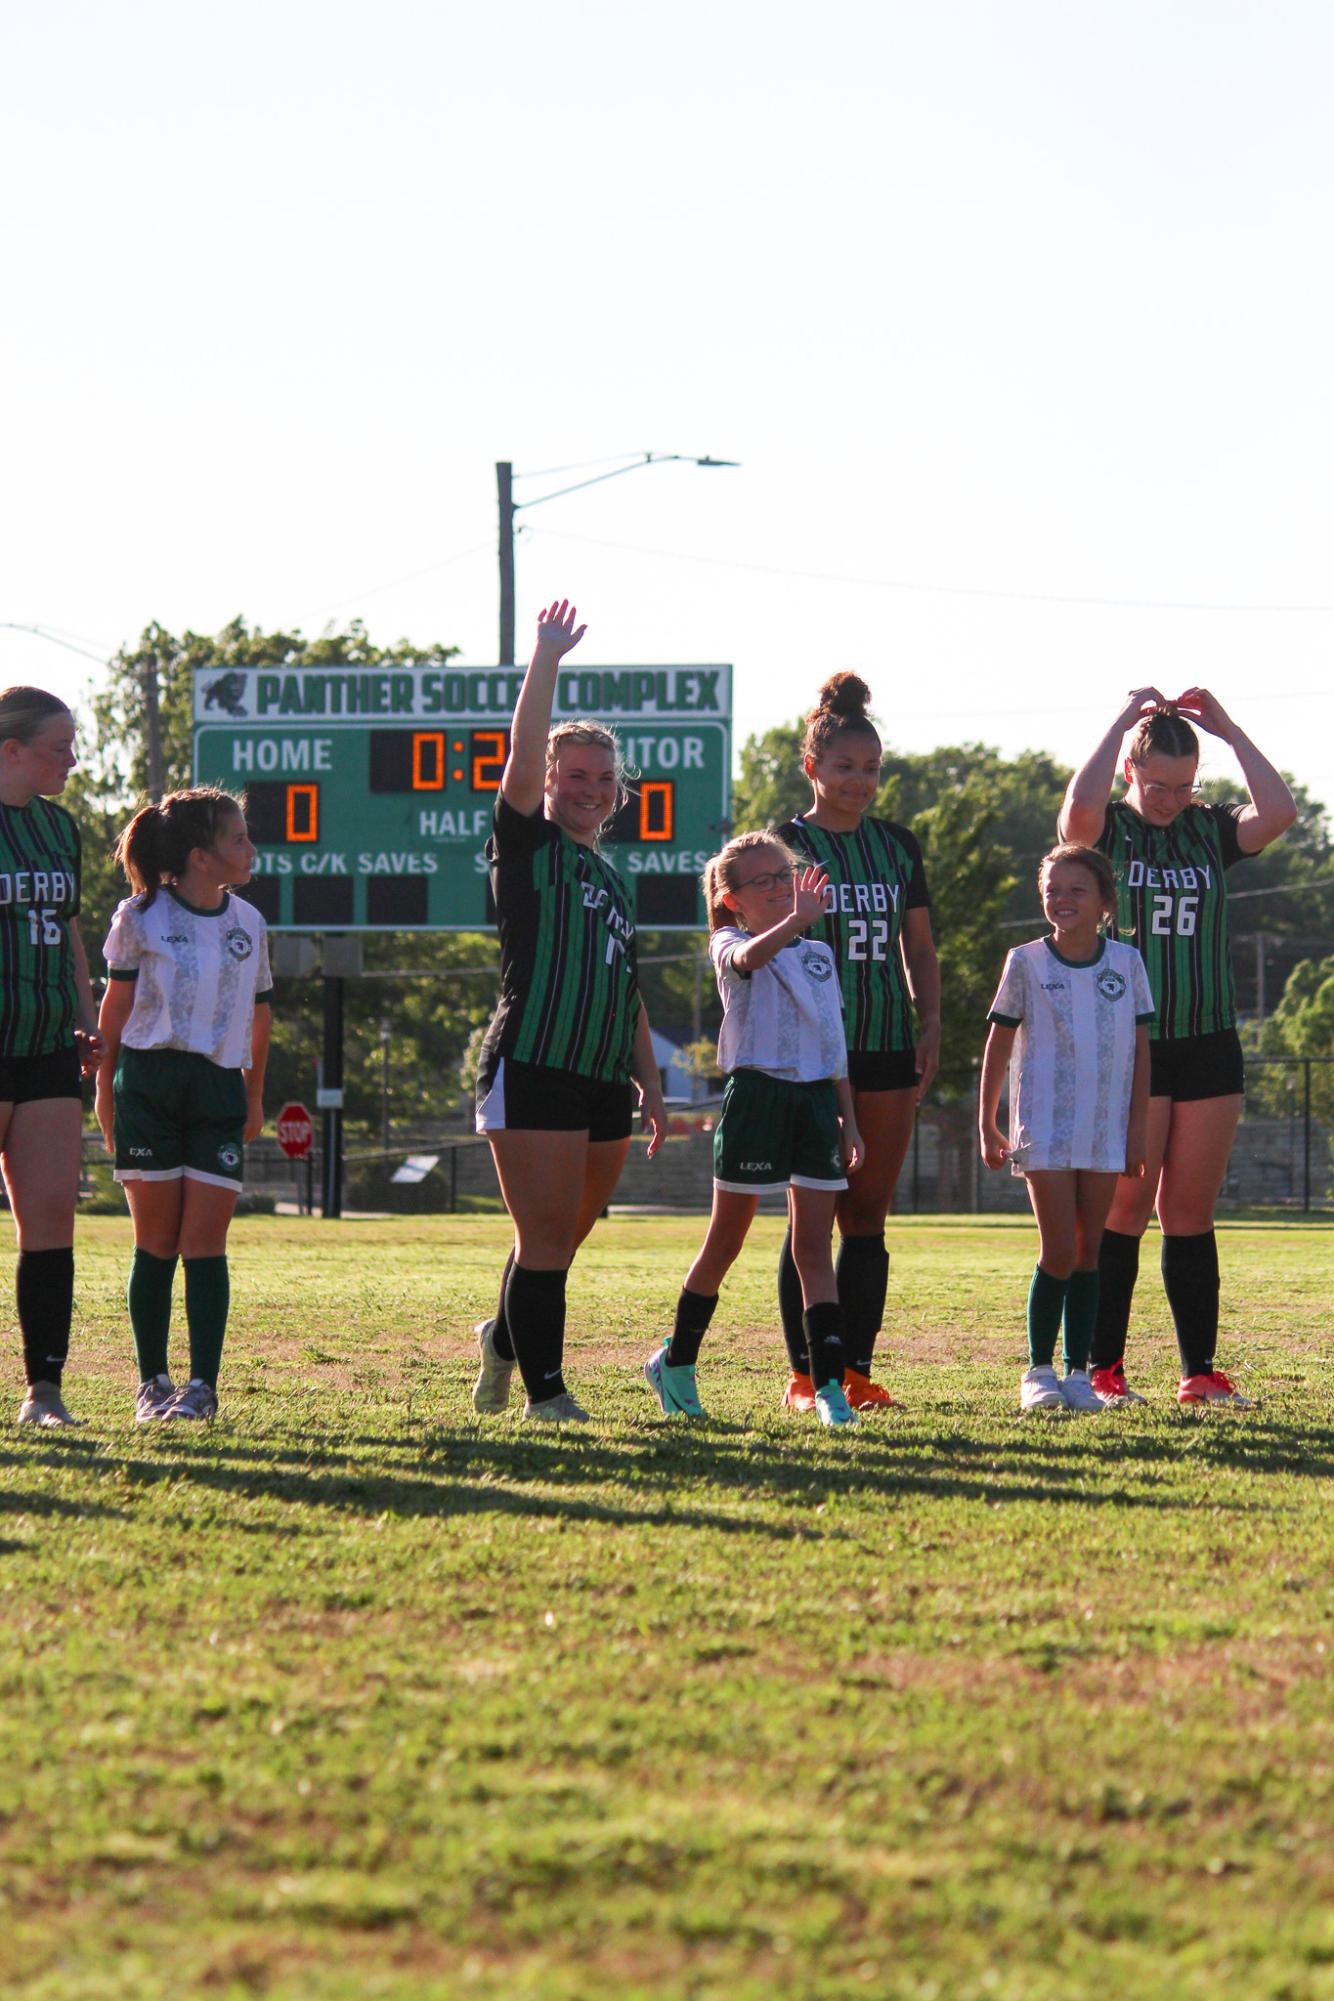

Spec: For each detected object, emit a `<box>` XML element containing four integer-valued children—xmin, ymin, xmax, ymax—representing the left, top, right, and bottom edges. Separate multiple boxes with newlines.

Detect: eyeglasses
<box><xmin>1140</xmin><ymin>782</ymin><xmax>1200</xmax><ymax>803</ymax></box>
<box><xmin>733</xmin><ymin>867</ymin><xmax>796</xmax><ymax>893</ymax></box>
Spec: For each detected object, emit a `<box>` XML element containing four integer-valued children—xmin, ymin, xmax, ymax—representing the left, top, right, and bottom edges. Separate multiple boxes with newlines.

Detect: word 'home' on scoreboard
<box><xmin>192</xmin><ymin>664</ymin><xmax>732</xmax><ymax>931</ymax></box>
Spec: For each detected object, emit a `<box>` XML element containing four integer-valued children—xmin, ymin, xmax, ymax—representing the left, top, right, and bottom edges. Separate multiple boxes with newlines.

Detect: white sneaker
<box><xmin>135</xmin><ymin>1374</ymin><xmax>176</xmax><ymax>1423</ymax></box>
<box><xmin>17</xmin><ymin>1380</ymin><xmax>83</xmax><ymax>1426</ymax></box>
<box><xmin>1060</xmin><ymin>1368</ymin><xmax>1103</xmax><ymax>1414</ymax></box>
<box><xmin>522</xmin><ymin>1390</ymin><xmax>590</xmax><ymax>1424</ymax></box>
<box><xmin>472</xmin><ymin>1319</ymin><xmax>514</xmax><ymax>1414</ymax></box>
<box><xmin>1020</xmin><ymin>1364</ymin><xmax>1065</xmax><ymax>1411</ymax></box>
<box><xmin>163</xmin><ymin>1379</ymin><xmax>218</xmax><ymax>1421</ymax></box>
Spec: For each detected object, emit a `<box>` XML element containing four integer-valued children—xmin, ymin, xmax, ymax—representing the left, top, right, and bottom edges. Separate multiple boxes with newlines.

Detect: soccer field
<box><xmin>3</xmin><ymin>1214</ymin><xmax>1332</xmax><ymax>2001</ymax></box>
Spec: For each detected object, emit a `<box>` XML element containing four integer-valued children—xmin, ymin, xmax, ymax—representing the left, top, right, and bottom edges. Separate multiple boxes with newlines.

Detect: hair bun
<box><xmin>817</xmin><ymin>671</ymin><xmax>872</xmax><ymax>718</ymax></box>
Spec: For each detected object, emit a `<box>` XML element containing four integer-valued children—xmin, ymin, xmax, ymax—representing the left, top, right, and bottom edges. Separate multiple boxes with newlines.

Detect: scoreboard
<box><xmin>192</xmin><ymin>663</ymin><xmax>731</xmax><ymax>930</ymax></box>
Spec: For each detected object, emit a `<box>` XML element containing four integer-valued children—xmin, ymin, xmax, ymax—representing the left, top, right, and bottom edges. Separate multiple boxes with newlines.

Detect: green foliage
<box><xmin>5</xmin><ymin>1213</ymin><xmax>1334</xmax><ymax>1999</ymax></box>
<box><xmin>1250</xmin><ymin>953</ymin><xmax>1334</xmax><ymax>1123</ymax></box>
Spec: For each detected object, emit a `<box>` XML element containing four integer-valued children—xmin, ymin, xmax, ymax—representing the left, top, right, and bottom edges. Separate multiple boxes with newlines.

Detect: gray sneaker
<box><xmin>135</xmin><ymin>1374</ymin><xmax>176</xmax><ymax>1423</ymax></box>
<box><xmin>522</xmin><ymin>1390</ymin><xmax>590</xmax><ymax>1424</ymax></box>
<box><xmin>1060</xmin><ymin>1368</ymin><xmax>1104</xmax><ymax>1414</ymax></box>
<box><xmin>17</xmin><ymin>1380</ymin><xmax>83</xmax><ymax>1427</ymax></box>
<box><xmin>1020</xmin><ymin>1364</ymin><xmax>1065</xmax><ymax>1412</ymax></box>
<box><xmin>472</xmin><ymin>1318</ymin><xmax>515</xmax><ymax>1414</ymax></box>
<box><xmin>163</xmin><ymin>1379</ymin><xmax>218</xmax><ymax>1422</ymax></box>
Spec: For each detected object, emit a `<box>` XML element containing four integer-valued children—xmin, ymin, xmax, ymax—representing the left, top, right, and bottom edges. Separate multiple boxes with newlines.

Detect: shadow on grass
<box><xmin>65</xmin><ymin>1421</ymin><xmax>1283</xmax><ymax>1526</ymax></box>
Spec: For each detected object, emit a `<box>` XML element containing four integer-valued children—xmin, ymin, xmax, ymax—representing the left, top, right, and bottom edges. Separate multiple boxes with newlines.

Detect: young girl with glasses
<box><xmin>644</xmin><ymin>832</ymin><xmax>863</xmax><ymax>1427</ymax></box>
<box><xmin>1059</xmin><ymin>689</ymin><xmax>1296</xmax><ymax>1406</ymax></box>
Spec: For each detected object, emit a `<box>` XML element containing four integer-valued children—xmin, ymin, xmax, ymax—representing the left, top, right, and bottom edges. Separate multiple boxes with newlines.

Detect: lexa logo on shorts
<box><xmin>739</xmin><ymin>1160</ymin><xmax>772</xmax><ymax>1172</ymax></box>
<box><xmin>1097</xmin><ymin>969</ymin><xmax>1128</xmax><ymax>1001</ymax></box>
<box><xmin>128</xmin><ymin>1147</ymin><xmax>154</xmax><ymax>1157</ymax></box>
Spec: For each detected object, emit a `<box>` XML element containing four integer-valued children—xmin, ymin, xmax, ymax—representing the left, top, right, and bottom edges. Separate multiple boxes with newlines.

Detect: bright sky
<box><xmin>4</xmin><ymin>1</ymin><xmax>1332</xmax><ymax>812</ymax></box>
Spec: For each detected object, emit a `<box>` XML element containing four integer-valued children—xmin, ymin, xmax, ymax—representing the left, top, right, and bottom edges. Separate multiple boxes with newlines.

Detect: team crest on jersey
<box><xmin>1096</xmin><ymin>968</ymin><xmax>1127</xmax><ymax>1002</ymax></box>
<box><xmin>801</xmin><ymin>949</ymin><xmax>832</xmax><ymax>982</ymax></box>
<box><xmin>225</xmin><ymin>928</ymin><xmax>253</xmax><ymax>960</ymax></box>
<box><xmin>217</xmin><ymin>1143</ymin><xmax>241</xmax><ymax>1171</ymax></box>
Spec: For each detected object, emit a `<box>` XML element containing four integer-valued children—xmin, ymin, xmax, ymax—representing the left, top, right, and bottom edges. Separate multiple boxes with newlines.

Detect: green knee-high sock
<box><xmin>1062</xmin><ymin>1268</ymin><xmax>1099</xmax><ymax>1372</ymax></box>
<box><xmin>128</xmin><ymin>1249</ymin><xmax>177</xmax><ymax>1381</ymax></box>
<box><xmin>1027</xmin><ymin>1265</ymin><xmax>1068</xmax><ymax>1368</ymax></box>
<box><xmin>184</xmin><ymin>1256</ymin><xmax>229</xmax><ymax>1388</ymax></box>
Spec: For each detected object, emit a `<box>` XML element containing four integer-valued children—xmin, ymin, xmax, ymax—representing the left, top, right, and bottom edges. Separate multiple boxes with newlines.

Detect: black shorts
<box><xmin>475</xmin><ymin>1052</ymin><xmax>634</xmax><ymax>1143</ymax></box>
<box><xmin>847</xmin><ymin>1047</ymin><xmax>920</xmax><ymax>1093</ymax></box>
<box><xmin>1149</xmin><ymin>1028</ymin><xmax>1245</xmax><ymax>1103</ymax></box>
<box><xmin>0</xmin><ymin>1045</ymin><xmax>82</xmax><ymax>1105</ymax></box>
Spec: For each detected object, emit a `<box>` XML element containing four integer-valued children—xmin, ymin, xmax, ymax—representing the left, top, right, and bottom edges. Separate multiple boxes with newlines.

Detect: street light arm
<box><xmin>516</xmin><ymin>453</ymin><xmax>739</xmax><ymax>514</ymax></box>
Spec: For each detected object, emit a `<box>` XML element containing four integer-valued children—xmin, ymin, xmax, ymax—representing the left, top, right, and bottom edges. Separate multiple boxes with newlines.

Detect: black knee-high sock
<box><xmin>1090</xmin><ymin>1229</ymin><xmax>1141</xmax><ymax>1369</ymax></box>
<box><xmin>837</xmin><ymin>1233</ymin><xmax>890</xmax><ymax>1374</ymax></box>
<box><xmin>803</xmin><ymin>1301</ymin><xmax>845</xmax><ymax>1389</ymax></box>
<box><xmin>18</xmin><ymin>1247</ymin><xmax>74</xmax><ymax>1388</ymax></box>
<box><xmin>665</xmin><ymin>1288</ymin><xmax>718</xmax><ymax>1368</ymax></box>
<box><xmin>504</xmin><ymin>1264</ymin><xmax>567</xmax><ymax>1402</ymax></box>
<box><xmin>1161</xmin><ymin>1231</ymin><xmax>1220</xmax><ymax>1378</ymax></box>
<box><xmin>777</xmin><ymin>1227</ymin><xmax>809</xmax><ymax>1373</ymax></box>
<box><xmin>491</xmin><ymin>1249</ymin><xmax>516</xmax><ymax>1361</ymax></box>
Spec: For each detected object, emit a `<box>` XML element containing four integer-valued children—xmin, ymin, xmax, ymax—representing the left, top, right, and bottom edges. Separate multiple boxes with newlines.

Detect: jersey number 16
<box><xmin>26</xmin><ymin>909</ymin><xmax>61</xmax><ymax>948</ymax></box>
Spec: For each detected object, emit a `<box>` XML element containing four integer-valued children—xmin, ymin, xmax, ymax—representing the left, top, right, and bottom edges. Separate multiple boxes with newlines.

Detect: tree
<box><xmin>1249</xmin><ymin>955</ymin><xmax>1334</xmax><ymax>1122</ymax></box>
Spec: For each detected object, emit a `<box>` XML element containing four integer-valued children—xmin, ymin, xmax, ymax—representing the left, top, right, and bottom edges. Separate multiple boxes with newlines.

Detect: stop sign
<box><xmin>276</xmin><ymin>1101</ymin><xmax>314</xmax><ymax>1159</ymax></box>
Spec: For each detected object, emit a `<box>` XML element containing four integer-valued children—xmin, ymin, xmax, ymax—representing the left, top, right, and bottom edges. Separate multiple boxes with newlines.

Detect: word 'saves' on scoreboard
<box><xmin>192</xmin><ymin>664</ymin><xmax>732</xmax><ymax>931</ymax></box>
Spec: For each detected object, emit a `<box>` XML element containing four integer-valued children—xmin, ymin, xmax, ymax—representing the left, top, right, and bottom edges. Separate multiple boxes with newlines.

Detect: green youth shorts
<box><xmin>713</xmin><ymin>1067</ymin><xmax>847</xmax><ymax>1194</ymax></box>
<box><xmin>114</xmin><ymin>1046</ymin><xmax>248</xmax><ymax>1190</ymax></box>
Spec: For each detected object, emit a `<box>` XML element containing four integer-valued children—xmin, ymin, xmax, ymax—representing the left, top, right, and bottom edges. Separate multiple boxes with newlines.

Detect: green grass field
<box><xmin>2</xmin><ymin>1214</ymin><xmax>1332</xmax><ymax>2001</ymax></box>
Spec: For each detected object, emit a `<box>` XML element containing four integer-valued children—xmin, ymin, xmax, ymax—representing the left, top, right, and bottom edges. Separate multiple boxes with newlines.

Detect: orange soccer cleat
<box><xmin>782</xmin><ymin>1371</ymin><xmax>818</xmax><ymax>1413</ymax></box>
<box><xmin>842</xmin><ymin>1367</ymin><xmax>898</xmax><ymax>1411</ymax></box>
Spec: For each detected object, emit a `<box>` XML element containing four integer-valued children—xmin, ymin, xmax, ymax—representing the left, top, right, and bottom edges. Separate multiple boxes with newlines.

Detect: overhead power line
<box><xmin>526</xmin><ymin>525</ymin><xmax>1334</xmax><ymax>616</ymax></box>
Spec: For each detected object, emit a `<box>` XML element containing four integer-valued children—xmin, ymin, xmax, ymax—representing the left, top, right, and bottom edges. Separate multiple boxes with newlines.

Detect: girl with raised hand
<box><xmin>775</xmin><ymin>673</ymin><xmax>939</xmax><ymax>1412</ymax></box>
<box><xmin>644</xmin><ymin>832</ymin><xmax>863</xmax><ymax>1427</ymax></box>
<box><xmin>1059</xmin><ymin>688</ymin><xmax>1296</xmax><ymax>1407</ymax></box>
<box><xmin>980</xmin><ymin>845</ymin><xmax>1153</xmax><ymax>1412</ymax></box>
<box><xmin>95</xmin><ymin>788</ymin><xmax>271</xmax><ymax>1423</ymax></box>
<box><xmin>0</xmin><ymin>687</ymin><xmax>103</xmax><ymax>1426</ymax></box>
<box><xmin>472</xmin><ymin>601</ymin><xmax>666</xmax><ymax>1425</ymax></box>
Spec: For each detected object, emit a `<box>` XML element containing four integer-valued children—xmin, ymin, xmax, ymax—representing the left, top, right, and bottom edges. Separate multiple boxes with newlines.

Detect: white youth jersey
<box><xmin>711</xmin><ymin>928</ymin><xmax>847</xmax><ymax>1083</ymax></box>
<box><xmin>104</xmin><ymin>889</ymin><xmax>272</xmax><ymax>1070</ymax></box>
<box><xmin>988</xmin><ymin>935</ymin><xmax>1154</xmax><ymax>1174</ymax></box>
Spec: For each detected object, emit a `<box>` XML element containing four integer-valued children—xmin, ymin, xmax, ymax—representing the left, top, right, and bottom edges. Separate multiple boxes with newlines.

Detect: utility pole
<box><xmin>497</xmin><ymin>461</ymin><xmax>516</xmax><ymax>665</ymax></box>
<box><xmin>142</xmin><ymin>648</ymin><xmax>165</xmax><ymax>801</ymax></box>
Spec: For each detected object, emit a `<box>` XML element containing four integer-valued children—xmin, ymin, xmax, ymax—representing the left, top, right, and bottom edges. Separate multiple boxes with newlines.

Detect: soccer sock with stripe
<box><xmin>1061</xmin><ymin>1268</ymin><xmax>1099</xmax><ymax>1373</ymax></box>
<box><xmin>1026</xmin><ymin>1265</ymin><xmax>1068</xmax><ymax>1369</ymax></box>
<box><xmin>802</xmin><ymin>1301</ymin><xmax>846</xmax><ymax>1389</ymax></box>
<box><xmin>505</xmin><ymin>1264</ymin><xmax>568</xmax><ymax>1402</ymax></box>
<box><xmin>491</xmin><ymin>1248</ymin><xmax>516</xmax><ymax>1361</ymax></box>
<box><xmin>128</xmin><ymin>1248</ymin><xmax>177</xmax><ymax>1382</ymax></box>
<box><xmin>184</xmin><ymin>1256</ymin><xmax>229</xmax><ymax>1389</ymax></box>
<box><xmin>17</xmin><ymin>1247</ymin><xmax>74</xmax><ymax>1388</ymax></box>
<box><xmin>777</xmin><ymin>1227</ymin><xmax>809</xmax><ymax>1373</ymax></box>
<box><xmin>665</xmin><ymin>1288</ymin><xmax>718</xmax><ymax>1368</ymax></box>
<box><xmin>1161</xmin><ymin>1231</ymin><xmax>1220</xmax><ymax>1378</ymax></box>
<box><xmin>836</xmin><ymin>1232</ymin><xmax>890</xmax><ymax>1374</ymax></box>
<box><xmin>1090</xmin><ymin>1228</ymin><xmax>1141</xmax><ymax>1369</ymax></box>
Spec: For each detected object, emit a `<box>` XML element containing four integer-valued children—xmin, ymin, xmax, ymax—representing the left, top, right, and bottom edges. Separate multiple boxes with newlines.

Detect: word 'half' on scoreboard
<box><xmin>192</xmin><ymin>664</ymin><xmax>732</xmax><ymax>931</ymax></box>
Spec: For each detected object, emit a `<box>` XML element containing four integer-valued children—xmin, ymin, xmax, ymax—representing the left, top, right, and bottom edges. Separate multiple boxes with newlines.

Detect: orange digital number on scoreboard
<box><xmin>639</xmin><ymin>781</ymin><xmax>673</xmax><ymax>840</ymax></box>
<box><xmin>412</xmin><ymin>732</ymin><xmax>445</xmax><ymax>790</ymax></box>
<box><xmin>286</xmin><ymin>784</ymin><xmax>319</xmax><ymax>843</ymax></box>
<box><xmin>471</xmin><ymin>730</ymin><xmax>507</xmax><ymax>792</ymax></box>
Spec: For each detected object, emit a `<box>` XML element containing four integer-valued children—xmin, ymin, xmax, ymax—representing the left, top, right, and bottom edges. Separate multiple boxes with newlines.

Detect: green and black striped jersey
<box><xmin>778</xmin><ymin>815</ymin><xmax>931</xmax><ymax>1055</ymax></box>
<box><xmin>0</xmin><ymin>798</ymin><xmax>81</xmax><ymax>1059</ymax></box>
<box><xmin>1097</xmin><ymin>800</ymin><xmax>1244</xmax><ymax>1041</ymax></box>
<box><xmin>483</xmin><ymin>796</ymin><xmax>639</xmax><ymax>1083</ymax></box>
